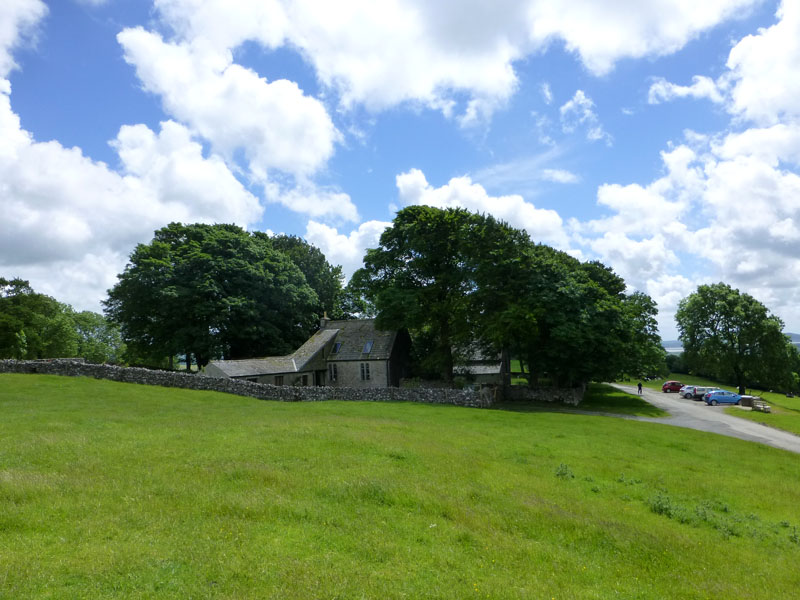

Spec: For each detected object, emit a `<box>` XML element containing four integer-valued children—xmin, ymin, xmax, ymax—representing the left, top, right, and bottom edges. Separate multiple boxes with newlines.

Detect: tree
<box><xmin>676</xmin><ymin>283</ymin><xmax>797</xmax><ymax>394</ymax></box>
<box><xmin>357</xmin><ymin>206</ymin><xmax>662</xmax><ymax>387</ymax></box>
<box><xmin>619</xmin><ymin>292</ymin><xmax>668</xmax><ymax>378</ymax></box>
<box><xmin>268</xmin><ymin>234</ymin><xmax>344</xmax><ymax>319</ymax></box>
<box><xmin>356</xmin><ymin>206</ymin><xmax>478</xmax><ymax>381</ymax></box>
<box><xmin>104</xmin><ymin>223</ymin><xmax>318</xmax><ymax>368</ymax></box>
<box><xmin>0</xmin><ymin>278</ymin><xmax>78</xmax><ymax>359</ymax></box>
<box><xmin>72</xmin><ymin>311</ymin><xmax>126</xmax><ymax>364</ymax></box>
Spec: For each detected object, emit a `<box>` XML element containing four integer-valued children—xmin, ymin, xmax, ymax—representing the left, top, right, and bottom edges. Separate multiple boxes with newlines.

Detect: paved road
<box><xmin>610</xmin><ymin>383</ymin><xmax>800</xmax><ymax>454</ymax></box>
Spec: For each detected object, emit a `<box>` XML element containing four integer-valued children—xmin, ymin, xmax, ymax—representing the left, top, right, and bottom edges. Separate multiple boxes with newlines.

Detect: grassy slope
<box><xmin>624</xmin><ymin>374</ymin><xmax>800</xmax><ymax>436</ymax></box>
<box><xmin>1</xmin><ymin>374</ymin><xmax>800</xmax><ymax>599</ymax></box>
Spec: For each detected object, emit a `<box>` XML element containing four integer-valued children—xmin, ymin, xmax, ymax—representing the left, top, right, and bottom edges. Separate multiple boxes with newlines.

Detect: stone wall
<box><xmin>504</xmin><ymin>383</ymin><xmax>585</xmax><ymax>406</ymax></box>
<box><xmin>0</xmin><ymin>359</ymin><xmax>493</xmax><ymax>408</ymax></box>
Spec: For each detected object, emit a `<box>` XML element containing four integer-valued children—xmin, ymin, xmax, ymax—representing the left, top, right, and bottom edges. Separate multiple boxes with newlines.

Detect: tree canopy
<box><xmin>355</xmin><ymin>206</ymin><xmax>665</xmax><ymax>385</ymax></box>
<box><xmin>103</xmin><ymin>223</ymin><xmax>320</xmax><ymax>368</ymax></box>
<box><xmin>676</xmin><ymin>282</ymin><xmax>800</xmax><ymax>393</ymax></box>
<box><xmin>0</xmin><ymin>277</ymin><xmax>123</xmax><ymax>362</ymax></box>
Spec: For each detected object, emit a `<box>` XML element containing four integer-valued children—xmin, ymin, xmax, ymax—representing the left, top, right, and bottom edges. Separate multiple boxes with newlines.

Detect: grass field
<box><xmin>2</xmin><ymin>374</ymin><xmax>800</xmax><ymax>599</ymax></box>
<box><xmin>624</xmin><ymin>374</ymin><xmax>800</xmax><ymax>436</ymax></box>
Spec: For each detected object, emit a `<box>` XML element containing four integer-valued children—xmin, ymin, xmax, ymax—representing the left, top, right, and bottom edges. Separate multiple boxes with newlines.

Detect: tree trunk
<box><xmin>185</xmin><ymin>352</ymin><xmax>192</xmax><ymax>372</ymax></box>
<box><xmin>734</xmin><ymin>365</ymin><xmax>746</xmax><ymax>395</ymax></box>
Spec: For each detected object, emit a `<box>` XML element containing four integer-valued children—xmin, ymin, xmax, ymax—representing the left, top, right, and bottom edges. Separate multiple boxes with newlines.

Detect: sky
<box><xmin>1</xmin><ymin>0</ymin><xmax>799</xmax><ymax>340</ymax></box>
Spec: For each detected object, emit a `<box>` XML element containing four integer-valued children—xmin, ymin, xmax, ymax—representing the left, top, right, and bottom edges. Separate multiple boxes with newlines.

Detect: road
<box><xmin>610</xmin><ymin>383</ymin><xmax>800</xmax><ymax>454</ymax></box>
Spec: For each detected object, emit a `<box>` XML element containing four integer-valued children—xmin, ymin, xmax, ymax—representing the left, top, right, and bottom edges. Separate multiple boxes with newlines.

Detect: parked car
<box><xmin>704</xmin><ymin>390</ymin><xmax>742</xmax><ymax>405</ymax></box>
<box><xmin>689</xmin><ymin>386</ymin><xmax>720</xmax><ymax>400</ymax></box>
<box><xmin>679</xmin><ymin>385</ymin><xmax>694</xmax><ymax>398</ymax></box>
<box><xmin>662</xmin><ymin>380</ymin><xmax>683</xmax><ymax>393</ymax></box>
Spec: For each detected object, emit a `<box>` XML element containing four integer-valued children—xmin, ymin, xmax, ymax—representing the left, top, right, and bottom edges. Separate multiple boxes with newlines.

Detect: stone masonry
<box><xmin>0</xmin><ymin>359</ymin><xmax>494</xmax><ymax>408</ymax></box>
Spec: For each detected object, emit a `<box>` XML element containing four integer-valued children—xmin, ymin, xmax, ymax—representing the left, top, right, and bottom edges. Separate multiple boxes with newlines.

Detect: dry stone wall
<box><xmin>0</xmin><ymin>359</ymin><xmax>493</xmax><ymax>408</ymax></box>
<box><xmin>504</xmin><ymin>384</ymin><xmax>585</xmax><ymax>405</ymax></box>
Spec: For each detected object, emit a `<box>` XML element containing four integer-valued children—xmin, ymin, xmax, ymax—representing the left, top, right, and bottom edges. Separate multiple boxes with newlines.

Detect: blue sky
<box><xmin>2</xmin><ymin>0</ymin><xmax>799</xmax><ymax>339</ymax></box>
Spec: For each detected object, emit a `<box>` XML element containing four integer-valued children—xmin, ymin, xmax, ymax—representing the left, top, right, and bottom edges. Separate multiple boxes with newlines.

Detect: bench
<box><xmin>752</xmin><ymin>399</ymin><xmax>771</xmax><ymax>413</ymax></box>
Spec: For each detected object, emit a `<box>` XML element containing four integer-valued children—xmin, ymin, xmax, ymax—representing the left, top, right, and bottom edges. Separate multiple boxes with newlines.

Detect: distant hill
<box><xmin>662</xmin><ymin>333</ymin><xmax>800</xmax><ymax>354</ymax></box>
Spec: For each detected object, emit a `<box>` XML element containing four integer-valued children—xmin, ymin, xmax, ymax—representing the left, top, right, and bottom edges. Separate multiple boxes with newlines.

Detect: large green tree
<box><xmin>0</xmin><ymin>277</ymin><xmax>78</xmax><ymax>359</ymax></box>
<box><xmin>676</xmin><ymin>283</ymin><xmax>798</xmax><ymax>393</ymax></box>
<box><xmin>356</xmin><ymin>206</ymin><xmax>664</xmax><ymax>387</ymax></box>
<box><xmin>356</xmin><ymin>206</ymin><xmax>478</xmax><ymax>381</ymax></box>
<box><xmin>268</xmin><ymin>234</ymin><xmax>344</xmax><ymax>319</ymax></box>
<box><xmin>104</xmin><ymin>223</ymin><xmax>318</xmax><ymax>368</ymax></box>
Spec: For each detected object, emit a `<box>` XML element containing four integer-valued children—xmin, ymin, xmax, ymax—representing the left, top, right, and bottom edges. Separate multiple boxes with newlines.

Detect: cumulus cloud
<box><xmin>645</xmin><ymin>1</ymin><xmax>800</xmax><ymax>127</ymax></box>
<box><xmin>726</xmin><ymin>0</ymin><xmax>800</xmax><ymax>125</ymax></box>
<box><xmin>117</xmin><ymin>27</ymin><xmax>338</xmax><ymax>180</ymax></box>
<box><xmin>648</xmin><ymin>75</ymin><xmax>726</xmax><ymax>105</ymax></box>
<box><xmin>580</xmin><ymin>132</ymin><xmax>800</xmax><ymax>335</ymax></box>
<box><xmin>0</xmin><ymin>82</ymin><xmax>262</xmax><ymax>310</ymax></box>
<box><xmin>145</xmin><ymin>0</ymin><xmax>757</xmax><ymax>124</ymax></box>
<box><xmin>0</xmin><ymin>0</ymin><xmax>48</xmax><ymax>78</ymax></box>
<box><xmin>264</xmin><ymin>182</ymin><xmax>359</xmax><ymax>223</ymax></box>
<box><xmin>589</xmin><ymin>233</ymin><xmax>679</xmax><ymax>285</ymax></box>
<box><xmin>526</xmin><ymin>0</ymin><xmax>759</xmax><ymax>75</ymax></box>
<box><xmin>396</xmin><ymin>168</ymin><xmax>570</xmax><ymax>248</ymax></box>
<box><xmin>560</xmin><ymin>90</ymin><xmax>612</xmax><ymax>145</ymax></box>
<box><xmin>304</xmin><ymin>219</ymin><xmax>390</xmax><ymax>278</ymax></box>
<box><xmin>579</xmin><ymin>146</ymin><xmax>702</xmax><ymax>238</ymax></box>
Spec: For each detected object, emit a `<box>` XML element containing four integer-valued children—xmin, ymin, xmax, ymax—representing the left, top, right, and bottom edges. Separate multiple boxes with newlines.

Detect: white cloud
<box><xmin>559</xmin><ymin>90</ymin><xmax>612</xmax><ymax>145</ymax></box>
<box><xmin>726</xmin><ymin>0</ymin><xmax>800</xmax><ymax>125</ymax></box>
<box><xmin>526</xmin><ymin>0</ymin><xmax>759</xmax><ymax>75</ymax></box>
<box><xmin>579</xmin><ymin>131</ymin><xmax>800</xmax><ymax>336</ymax></box>
<box><xmin>112</xmin><ymin>120</ymin><xmax>263</xmax><ymax>225</ymax></box>
<box><xmin>648</xmin><ymin>75</ymin><xmax>726</xmax><ymax>105</ymax></box>
<box><xmin>396</xmin><ymin>168</ymin><xmax>570</xmax><ymax>248</ymax></box>
<box><xmin>644</xmin><ymin>1</ymin><xmax>800</xmax><ymax>128</ymax></box>
<box><xmin>590</xmin><ymin>233</ymin><xmax>679</xmax><ymax>287</ymax></box>
<box><xmin>264</xmin><ymin>182</ymin><xmax>359</xmax><ymax>223</ymax></box>
<box><xmin>540</xmin><ymin>82</ymin><xmax>553</xmax><ymax>104</ymax></box>
<box><xmin>304</xmin><ymin>219</ymin><xmax>390</xmax><ymax>277</ymax></box>
<box><xmin>0</xmin><ymin>0</ymin><xmax>47</xmax><ymax>78</ymax></box>
<box><xmin>713</xmin><ymin>123</ymin><xmax>800</xmax><ymax>167</ymax></box>
<box><xmin>117</xmin><ymin>27</ymin><xmax>338</xmax><ymax>180</ymax></box>
<box><xmin>0</xmin><ymin>83</ymin><xmax>263</xmax><ymax>311</ymax></box>
<box><xmin>146</xmin><ymin>0</ymin><xmax>758</xmax><ymax>124</ymax></box>
<box><xmin>541</xmin><ymin>168</ymin><xmax>579</xmax><ymax>184</ymax></box>
<box><xmin>578</xmin><ymin>145</ymin><xmax>702</xmax><ymax>238</ymax></box>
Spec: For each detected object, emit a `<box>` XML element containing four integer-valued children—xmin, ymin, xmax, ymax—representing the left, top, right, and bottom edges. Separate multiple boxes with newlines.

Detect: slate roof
<box><xmin>207</xmin><ymin>327</ymin><xmax>338</xmax><ymax>378</ymax></box>
<box><xmin>322</xmin><ymin>319</ymin><xmax>397</xmax><ymax>362</ymax></box>
<box><xmin>205</xmin><ymin>320</ymin><xmax>396</xmax><ymax>378</ymax></box>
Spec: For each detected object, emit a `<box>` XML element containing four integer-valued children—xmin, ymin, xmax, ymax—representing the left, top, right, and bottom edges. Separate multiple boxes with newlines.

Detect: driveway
<box><xmin>610</xmin><ymin>383</ymin><xmax>800</xmax><ymax>454</ymax></box>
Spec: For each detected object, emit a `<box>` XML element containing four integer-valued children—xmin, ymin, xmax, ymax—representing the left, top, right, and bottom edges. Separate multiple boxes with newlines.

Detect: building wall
<box><xmin>329</xmin><ymin>360</ymin><xmax>388</xmax><ymax>388</ymax></box>
<box><xmin>256</xmin><ymin>371</ymin><xmax>315</xmax><ymax>386</ymax></box>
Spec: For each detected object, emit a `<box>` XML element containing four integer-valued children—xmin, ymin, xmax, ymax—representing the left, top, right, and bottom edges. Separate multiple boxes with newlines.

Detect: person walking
<box><xmin>637</xmin><ymin>382</ymin><xmax>643</xmax><ymax>395</ymax></box>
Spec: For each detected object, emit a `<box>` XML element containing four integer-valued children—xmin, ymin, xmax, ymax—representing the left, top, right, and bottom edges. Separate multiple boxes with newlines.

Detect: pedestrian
<box><xmin>637</xmin><ymin>382</ymin><xmax>643</xmax><ymax>395</ymax></box>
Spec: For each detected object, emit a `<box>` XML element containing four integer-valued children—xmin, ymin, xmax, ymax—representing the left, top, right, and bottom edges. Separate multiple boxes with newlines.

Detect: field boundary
<box><xmin>0</xmin><ymin>359</ymin><xmax>498</xmax><ymax>407</ymax></box>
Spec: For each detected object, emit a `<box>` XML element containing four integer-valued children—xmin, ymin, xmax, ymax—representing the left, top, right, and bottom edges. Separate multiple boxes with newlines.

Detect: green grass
<box><xmin>579</xmin><ymin>383</ymin><xmax>668</xmax><ymax>417</ymax></box>
<box><xmin>2</xmin><ymin>374</ymin><xmax>800</xmax><ymax>599</ymax></box>
<box><xmin>498</xmin><ymin>383</ymin><xmax>668</xmax><ymax>418</ymax></box>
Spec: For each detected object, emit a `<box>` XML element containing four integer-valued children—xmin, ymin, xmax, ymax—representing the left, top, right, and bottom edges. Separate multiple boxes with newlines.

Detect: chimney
<box><xmin>320</xmin><ymin>311</ymin><xmax>330</xmax><ymax>329</ymax></box>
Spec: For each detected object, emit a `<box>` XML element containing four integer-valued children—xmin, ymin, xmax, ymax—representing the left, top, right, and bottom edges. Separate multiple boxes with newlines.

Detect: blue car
<box><xmin>703</xmin><ymin>390</ymin><xmax>742</xmax><ymax>405</ymax></box>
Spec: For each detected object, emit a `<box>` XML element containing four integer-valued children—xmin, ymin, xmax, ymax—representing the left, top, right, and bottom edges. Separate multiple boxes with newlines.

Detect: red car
<box><xmin>662</xmin><ymin>380</ymin><xmax>682</xmax><ymax>393</ymax></box>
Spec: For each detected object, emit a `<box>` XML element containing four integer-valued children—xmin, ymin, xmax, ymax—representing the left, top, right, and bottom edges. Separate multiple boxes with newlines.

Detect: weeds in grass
<box><xmin>554</xmin><ymin>463</ymin><xmax>575</xmax><ymax>480</ymax></box>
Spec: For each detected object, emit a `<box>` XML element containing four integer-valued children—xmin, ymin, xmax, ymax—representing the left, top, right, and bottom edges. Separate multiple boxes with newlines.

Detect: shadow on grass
<box><xmin>494</xmin><ymin>382</ymin><xmax>668</xmax><ymax>418</ymax></box>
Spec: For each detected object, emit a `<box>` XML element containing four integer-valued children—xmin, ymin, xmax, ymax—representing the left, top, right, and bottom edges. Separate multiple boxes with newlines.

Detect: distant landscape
<box><xmin>663</xmin><ymin>332</ymin><xmax>800</xmax><ymax>354</ymax></box>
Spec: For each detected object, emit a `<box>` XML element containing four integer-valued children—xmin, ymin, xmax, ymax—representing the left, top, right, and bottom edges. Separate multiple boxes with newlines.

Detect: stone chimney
<box><xmin>320</xmin><ymin>311</ymin><xmax>330</xmax><ymax>329</ymax></box>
